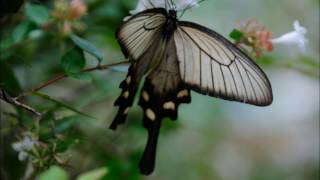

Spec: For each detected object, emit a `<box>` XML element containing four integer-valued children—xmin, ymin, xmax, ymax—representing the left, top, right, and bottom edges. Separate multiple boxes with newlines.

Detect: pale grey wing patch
<box><xmin>174</xmin><ymin>23</ymin><xmax>273</xmax><ymax>106</ymax></box>
<box><xmin>117</xmin><ymin>12</ymin><xmax>167</xmax><ymax>60</ymax></box>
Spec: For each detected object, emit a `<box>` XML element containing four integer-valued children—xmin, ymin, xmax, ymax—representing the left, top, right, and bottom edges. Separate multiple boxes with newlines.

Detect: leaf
<box><xmin>229</xmin><ymin>29</ymin><xmax>244</xmax><ymax>41</ymax></box>
<box><xmin>300</xmin><ymin>56</ymin><xmax>319</xmax><ymax>68</ymax></box>
<box><xmin>54</xmin><ymin>116</ymin><xmax>78</xmax><ymax>134</ymax></box>
<box><xmin>0</xmin><ymin>61</ymin><xmax>22</xmax><ymax>96</ymax></box>
<box><xmin>77</xmin><ymin>167</ymin><xmax>108</xmax><ymax>180</ymax></box>
<box><xmin>25</xmin><ymin>3</ymin><xmax>49</xmax><ymax>25</ymax></box>
<box><xmin>70</xmin><ymin>34</ymin><xmax>103</xmax><ymax>62</ymax></box>
<box><xmin>71</xmin><ymin>73</ymin><xmax>92</xmax><ymax>81</ymax></box>
<box><xmin>31</xmin><ymin>92</ymin><xmax>96</xmax><ymax>119</ymax></box>
<box><xmin>0</xmin><ymin>0</ymin><xmax>24</xmax><ymax>16</ymax></box>
<box><xmin>61</xmin><ymin>46</ymin><xmax>86</xmax><ymax>78</ymax></box>
<box><xmin>12</xmin><ymin>21</ymin><xmax>30</xmax><ymax>43</ymax></box>
<box><xmin>55</xmin><ymin>138</ymin><xmax>79</xmax><ymax>153</ymax></box>
<box><xmin>38</xmin><ymin>166</ymin><xmax>69</xmax><ymax>180</ymax></box>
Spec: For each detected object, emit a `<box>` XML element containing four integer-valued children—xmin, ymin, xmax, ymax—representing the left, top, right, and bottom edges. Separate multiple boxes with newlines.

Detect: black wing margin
<box><xmin>174</xmin><ymin>21</ymin><xmax>273</xmax><ymax>106</ymax></box>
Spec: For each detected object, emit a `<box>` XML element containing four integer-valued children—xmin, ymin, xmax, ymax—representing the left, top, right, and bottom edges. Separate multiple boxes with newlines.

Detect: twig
<box><xmin>28</xmin><ymin>60</ymin><xmax>130</xmax><ymax>94</ymax></box>
<box><xmin>1</xmin><ymin>61</ymin><xmax>130</xmax><ymax>116</ymax></box>
<box><xmin>0</xmin><ymin>89</ymin><xmax>42</xmax><ymax>116</ymax></box>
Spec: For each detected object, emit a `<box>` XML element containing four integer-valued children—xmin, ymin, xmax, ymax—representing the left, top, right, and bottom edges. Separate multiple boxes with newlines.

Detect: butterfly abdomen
<box><xmin>137</xmin><ymin>37</ymin><xmax>191</xmax><ymax>175</ymax></box>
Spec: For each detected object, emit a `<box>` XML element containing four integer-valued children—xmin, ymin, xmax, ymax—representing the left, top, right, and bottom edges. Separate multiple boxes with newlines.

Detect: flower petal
<box><xmin>12</xmin><ymin>142</ymin><xmax>23</xmax><ymax>152</ymax></box>
<box><xmin>18</xmin><ymin>151</ymin><xmax>28</xmax><ymax>161</ymax></box>
<box><xmin>272</xmin><ymin>20</ymin><xmax>308</xmax><ymax>53</ymax></box>
<box><xmin>293</xmin><ymin>20</ymin><xmax>307</xmax><ymax>34</ymax></box>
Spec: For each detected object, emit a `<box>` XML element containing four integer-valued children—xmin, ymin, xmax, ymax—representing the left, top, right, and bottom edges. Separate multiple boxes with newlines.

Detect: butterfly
<box><xmin>109</xmin><ymin>0</ymin><xmax>273</xmax><ymax>175</ymax></box>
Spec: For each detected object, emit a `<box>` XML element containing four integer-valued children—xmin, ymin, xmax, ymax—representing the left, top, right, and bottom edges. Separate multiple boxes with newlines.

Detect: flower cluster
<box><xmin>12</xmin><ymin>135</ymin><xmax>36</xmax><ymax>161</ymax></box>
<box><xmin>230</xmin><ymin>19</ymin><xmax>273</xmax><ymax>57</ymax></box>
<box><xmin>51</xmin><ymin>0</ymin><xmax>88</xmax><ymax>35</ymax></box>
<box><xmin>231</xmin><ymin>19</ymin><xmax>308</xmax><ymax>58</ymax></box>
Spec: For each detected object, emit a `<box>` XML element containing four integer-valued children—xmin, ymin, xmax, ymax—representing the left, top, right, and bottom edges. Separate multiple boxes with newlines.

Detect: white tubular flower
<box><xmin>272</xmin><ymin>20</ymin><xmax>308</xmax><ymax>52</ymax></box>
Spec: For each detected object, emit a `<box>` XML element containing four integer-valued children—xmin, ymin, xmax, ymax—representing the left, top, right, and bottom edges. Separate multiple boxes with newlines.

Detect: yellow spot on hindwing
<box><xmin>163</xmin><ymin>101</ymin><xmax>175</xmax><ymax>110</ymax></box>
<box><xmin>142</xmin><ymin>91</ymin><xmax>150</xmax><ymax>102</ymax></box>
<box><xmin>177</xmin><ymin>89</ymin><xmax>189</xmax><ymax>98</ymax></box>
<box><xmin>146</xmin><ymin>108</ymin><xmax>156</xmax><ymax>121</ymax></box>
<box><xmin>126</xmin><ymin>76</ymin><xmax>131</xmax><ymax>84</ymax></box>
<box><xmin>123</xmin><ymin>91</ymin><xmax>129</xmax><ymax>98</ymax></box>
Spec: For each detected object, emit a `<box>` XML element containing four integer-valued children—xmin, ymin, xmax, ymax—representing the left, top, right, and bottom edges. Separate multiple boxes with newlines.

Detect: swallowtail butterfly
<box><xmin>110</xmin><ymin>0</ymin><xmax>273</xmax><ymax>175</ymax></box>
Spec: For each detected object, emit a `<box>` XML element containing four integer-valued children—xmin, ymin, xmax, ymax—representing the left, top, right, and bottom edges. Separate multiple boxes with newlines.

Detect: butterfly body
<box><xmin>111</xmin><ymin>7</ymin><xmax>273</xmax><ymax>175</ymax></box>
<box><xmin>163</xmin><ymin>10</ymin><xmax>178</xmax><ymax>36</ymax></box>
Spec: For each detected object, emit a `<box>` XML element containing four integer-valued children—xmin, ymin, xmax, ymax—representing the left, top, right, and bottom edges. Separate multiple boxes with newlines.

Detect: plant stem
<box><xmin>2</xmin><ymin>60</ymin><xmax>130</xmax><ymax>115</ymax></box>
<box><xmin>28</xmin><ymin>60</ymin><xmax>130</xmax><ymax>94</ymax></box>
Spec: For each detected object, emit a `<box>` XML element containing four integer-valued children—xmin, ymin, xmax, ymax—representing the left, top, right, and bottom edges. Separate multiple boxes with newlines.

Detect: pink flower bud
<box><xmin>69</xmin><ymin>0</ymin><xmax>87</xmax><ymax>19</ymax></box>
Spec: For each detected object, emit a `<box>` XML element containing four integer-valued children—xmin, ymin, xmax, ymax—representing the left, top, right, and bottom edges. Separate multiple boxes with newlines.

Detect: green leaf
<box><xmin>229</xmin><ymin>29</ymin><xmax>244</xmax><ymax>41</ymax></box>
<box><xmin>25</xmin><ymin>3</ymin><xmax>49</xmax><ymax>25</ymax></box>
<box><xmin>38</xmin><ymin>166</ymin><xmax>69</xmax><ymax>180</ymax></box>
<box><xmin>77</xmin><ymin>167</ymin><xmax>108</xmax><ymax>180</ymax></box>
<box><xmin>257</xmin><ymin>55</ymin><xmax>276</xmax><ymax>66</ymax></box>
<box><xmin>71</xmin><ymin>73</ymin><xmax>92</xmax><ymax>81</ymax></box>
<box><xmin>12</xmin><ymin>21</ymin><xmax>30</xmax><ymax>43</ymax></box>
<box><xmin>61</xmin><ymin>47</ymin><xmax>86</xmax><ymax>78</ymax></box>
<box><xmin>300</xmin><ymin>56</ymin><xmax>319</xmax><ymax>68</ymax></box>
<box><xmin>31</xmin><ymin>92</ymin><xmax>95</xmax><ymax>119</ymax></box>
<box><xmin>55</xmin><ymin>138</ymin><xmax>79</xmax><ymax>153</ymax></box>
<box><xmin>1</xmin><ymin>0</ymin><xmax>24</xmax><ymax>15</ymax></box>
<box><xmin>0</xmin><ymin>61</ymin><xmax>22</xmax><ymax>96</ymax></box>
<box><xmin>70</xmin><ymin>34</ymin><xmax>103</xmax><ymax>62</ymax></box>
<box><xmin>0</xmin><ymin>36</ymin><xmax>11</xmax><ymax>49</ymax></box>
<box><xmin>54</xmin><ymin>116</ymin><xmax>78</xmax><ymax>134</ymax></box>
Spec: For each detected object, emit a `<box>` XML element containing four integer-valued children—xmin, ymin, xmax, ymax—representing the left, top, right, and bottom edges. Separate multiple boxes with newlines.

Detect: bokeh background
<box><xmin>0</xmin><ymin>0</ymin><xmax>319</xmax><ymax>179</ymax></box>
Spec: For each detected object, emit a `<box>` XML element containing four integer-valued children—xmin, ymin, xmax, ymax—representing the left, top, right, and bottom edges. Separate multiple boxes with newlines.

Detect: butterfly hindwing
<box><xmin>138</xmin><ymin>36</ymin><xmax>191</xmax><ymax>175</ymax></box>
<box><xmin>110</xmin><ymin>65</ymin><xmax>140</xmax><ymax>130</ymax></box>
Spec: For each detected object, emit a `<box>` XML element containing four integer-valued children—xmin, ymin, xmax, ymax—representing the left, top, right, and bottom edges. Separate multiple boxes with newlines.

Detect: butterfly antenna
<box><xmin>147</xmin><ymin>0</ymin><xmax>156</xmax><ymax>8</ymax></box>
<box><xmin>170</xmin><ymin>0</ymin><xmax>176</xmax><ymax>9</ymax></box>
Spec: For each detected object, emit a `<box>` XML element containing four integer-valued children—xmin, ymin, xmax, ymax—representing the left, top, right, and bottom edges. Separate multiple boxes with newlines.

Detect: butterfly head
<box><xmin>168</xmin><ymin>10</ymin><xmax>177</xmax><ymax>20</ymax></box>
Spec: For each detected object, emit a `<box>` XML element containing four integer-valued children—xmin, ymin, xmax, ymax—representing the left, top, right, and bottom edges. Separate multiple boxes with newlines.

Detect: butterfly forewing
<box><xmin>174</xmin><ymin>21</ymin><xmax>273</xmax><ymax>106</ymax></box>
<box><xmin>117</xmin><ymin>9</ymin><xmax>168</xmax><ymax>60</ymax></box>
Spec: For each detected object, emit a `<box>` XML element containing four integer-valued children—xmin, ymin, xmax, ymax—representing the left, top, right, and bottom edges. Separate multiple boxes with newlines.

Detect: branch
<box><xmin>0</xmin><ymin>89</ymin><xmax>42</xmax><ymax>116</ymax></box>
<box><xmin>29</xmin><ymin>60</ymin><xmax>130</xmax><ymax>94</ymax></box>
<box><xmin>5</xmin><ymin>61</ymin><xmax>129</xmax><ymax>114</ymax></box>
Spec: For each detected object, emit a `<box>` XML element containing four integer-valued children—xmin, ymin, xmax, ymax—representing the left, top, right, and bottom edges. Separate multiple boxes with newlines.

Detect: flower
<box><xmin>272</xmin><ymin>20</ymin><xmax>308</xmax><ymax>53</ymax></box>
<box><xmin>68</xmin><ymin>0</ymin><xmax>87</xmax><ymax>19</ymax></box>
<box><xmin>12</xmin><ymin>136</ymin><xmax>35</xmax><ymax>161</ymax></box>
<box><xmin>52</xmin><ymin>0</ymin><xmax>88</xmax><ymax>35</ymax></box>
<box><xmin>231</xmin><ymin>19</ymin><xmax>273</xmax><ymax>57</ymax></box>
